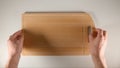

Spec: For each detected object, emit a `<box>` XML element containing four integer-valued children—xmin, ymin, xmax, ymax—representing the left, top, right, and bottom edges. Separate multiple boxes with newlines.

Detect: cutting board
<box><xmin>22</xmin><ymin>12</ymin><xmax>95</xmax><ymax>56</ymax></box>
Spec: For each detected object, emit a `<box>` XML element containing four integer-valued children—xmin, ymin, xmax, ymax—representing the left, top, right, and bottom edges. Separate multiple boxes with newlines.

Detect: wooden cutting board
<box><xmin>22</xmin><ymin>12</ymin><xmax>95</xmax><ymax>56</ymax></box>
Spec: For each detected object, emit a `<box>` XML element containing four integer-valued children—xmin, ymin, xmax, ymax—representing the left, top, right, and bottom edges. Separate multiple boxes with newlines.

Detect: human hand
<box><xmin>7</xmin><ymin>30</ymin><xmax>24</xmax><ymax>57</ymax></box>
<box><xmin>89</xmin><ymin>28</ymin><xmax>108</xmax><ymax>68</ymax></box>
<box><xmin>89</xmin><ymin>28</ymin><xmax>107</xmax><ymax>57</ymax></box>
<box><xmin>6</xmin><ymin>30</ymin><xmax>23</xmax><ymax>68</ymax></box>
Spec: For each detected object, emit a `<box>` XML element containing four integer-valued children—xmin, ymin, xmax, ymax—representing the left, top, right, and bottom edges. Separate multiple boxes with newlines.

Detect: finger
<box><xmin>103</xmin><ymin>30</ymin><xmax>108</xmax><ymax>40</ymax></box>
<box><xmin>89</xmin><ymin>27</ymin><xmax>97</xmax><ymax>41</ymax></box>
<box><xmin>15</xmin><ymin>31</ymin><xmax>24</xmax><ymax>40</ymax></box>
<box><xmin>96</xmin><ymin>28</ymin><xmax>103</xmax><ymax>38</ymax></box>
<box><xmin>9</xmin><ymin>30</ymin><xmax>22</xmax><ymax>40</ymax></box>
<box><xmin>89</xmin><ymin>30</ymin><xmax>93</xmax><ymax>42</ymax></box>
<box><xmin>103</xmin><ymin>30</ymin><xmax>106</xmax><ymax>36</ymax></box>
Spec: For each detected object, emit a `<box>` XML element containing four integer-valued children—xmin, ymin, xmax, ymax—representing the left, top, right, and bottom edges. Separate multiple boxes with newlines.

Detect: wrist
<box><xmin>8</xmin><ymin>54</ymin><xmax>21</xmax><ymax>60</ymax></box>
<box><xmin>6</xmin><ymin>53</ymin><xmax>21</xmax><ymax>68</ymax></box>
<box><xmin>92</xmin><ymin>54</ymin><xmax>105</xmax><ymax>60</ymax></box>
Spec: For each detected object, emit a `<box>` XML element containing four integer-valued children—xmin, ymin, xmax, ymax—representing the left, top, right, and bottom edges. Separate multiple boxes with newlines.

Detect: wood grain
<box><xmin>22</xmin><ymin>12</ymin><xmax>95</xmax><ymax>56</ymax></box>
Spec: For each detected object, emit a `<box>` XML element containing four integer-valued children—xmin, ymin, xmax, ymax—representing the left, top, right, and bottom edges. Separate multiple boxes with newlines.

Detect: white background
<box><xmin>0</xmin><ymin>0</ymin><xmax>120</xmax><ymax>68</ymax></box>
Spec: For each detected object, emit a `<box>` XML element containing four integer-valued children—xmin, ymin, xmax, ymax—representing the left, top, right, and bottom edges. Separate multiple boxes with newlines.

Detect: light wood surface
<box><xmin>22</xmin><ymin>12</ymin><xmax>95</xmax><ymax>56</ymax></box>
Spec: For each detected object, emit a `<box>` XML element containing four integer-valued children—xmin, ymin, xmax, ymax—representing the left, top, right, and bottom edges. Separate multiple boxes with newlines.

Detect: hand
<box><xmin>6</xmin><ymin>30</ymin><xmax>24</xmax><ymax>68</ymax></box>
<box><xmin>7</xmin><ymin>30</ymin><xmax>24</xmax><ymax>57</ymax></box>
<box><xmin>89</xmin><ymin>28</ymin><xmax>107</xmax><ymax>57</ymax></box>
<box><xmin>89</xmin><ymin>28</ymin><xmax>108</xmax><ymax>68</ymax></box>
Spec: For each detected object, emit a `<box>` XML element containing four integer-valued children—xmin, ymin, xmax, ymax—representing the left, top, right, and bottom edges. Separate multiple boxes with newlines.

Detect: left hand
<box><xmin>7</xmin><ymin>30</ymin><xmax>24</xmax><ymax>57</ymax></box>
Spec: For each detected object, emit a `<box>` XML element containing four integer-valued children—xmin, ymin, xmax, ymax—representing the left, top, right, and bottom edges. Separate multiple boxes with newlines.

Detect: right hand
<box><xmin>89</xmin><ymin>28</ymin><xmax>108</xmax><ymax>57</ymax></box>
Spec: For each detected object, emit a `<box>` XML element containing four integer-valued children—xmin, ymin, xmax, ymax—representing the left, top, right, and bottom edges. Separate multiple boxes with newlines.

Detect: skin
<box><xmin>5</xmin><ymin>30</ymin><xmax>23</xmax><ymax>68</ymax></box>
<box><xmin>89</xmin><ymin>28</ymin><xmax>107</xmax><ymax>68</ymax></box>
<box><xmin>5</xmin><ymin>28</ymin><xmax>107</xmax><ymax>68</ymax></box>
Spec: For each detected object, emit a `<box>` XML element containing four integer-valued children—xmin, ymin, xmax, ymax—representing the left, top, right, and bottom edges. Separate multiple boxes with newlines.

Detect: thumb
<box><xmin>89</xmin><ymin>31</ymin><xmax>93</xmax><ymax>42</ymax></box>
